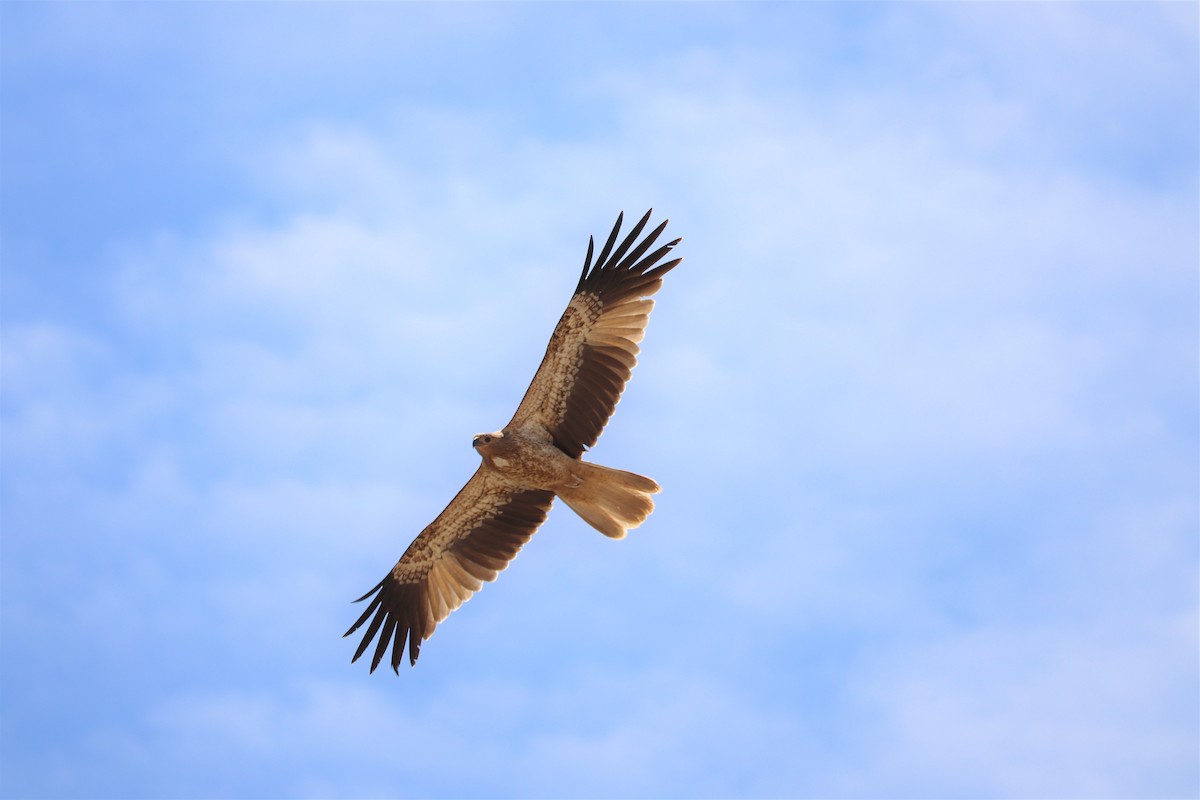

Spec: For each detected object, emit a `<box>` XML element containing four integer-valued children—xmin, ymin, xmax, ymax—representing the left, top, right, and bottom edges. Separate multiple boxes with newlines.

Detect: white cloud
<box><xmin>846</xmin><ymin>613</ymin><xmax>1199</xmax><ymax>797</ymax></box>
<box><xmin>3</xmin><ymin>4</ymin><xmax>1195</xmax><ymax>798</ymax></box>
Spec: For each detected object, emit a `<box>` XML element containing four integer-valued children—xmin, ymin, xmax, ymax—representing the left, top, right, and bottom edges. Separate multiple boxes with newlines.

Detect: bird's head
<box><xmin>472</xmin><ymin>432</ymin><xmax>503</xmax><ymax>451</ymax></box>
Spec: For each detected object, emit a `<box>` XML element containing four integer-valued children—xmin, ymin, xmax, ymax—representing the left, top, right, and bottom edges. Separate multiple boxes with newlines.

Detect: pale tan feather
<box><xmin>344</xmin><ymin>466</ymin><xmax>554</xmax><ymax>673</ymax></box>
<box><xmin>508</xmin><ymin>211</ymin><xmax>681</xmax><ymax>459</ymax></box>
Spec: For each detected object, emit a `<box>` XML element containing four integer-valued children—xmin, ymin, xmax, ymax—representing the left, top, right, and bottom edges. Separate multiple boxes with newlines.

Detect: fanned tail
<box><xmin>558</xmin><ymin>461</ymin><xmax>660</xmax><ymax>539</ymax></box>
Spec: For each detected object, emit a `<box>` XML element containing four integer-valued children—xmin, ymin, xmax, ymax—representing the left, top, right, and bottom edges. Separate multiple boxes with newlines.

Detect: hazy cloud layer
<box><xmin>3</xmin><ymin>3</ymin><xmax>1196</xmax><ymax>798</ymax></box>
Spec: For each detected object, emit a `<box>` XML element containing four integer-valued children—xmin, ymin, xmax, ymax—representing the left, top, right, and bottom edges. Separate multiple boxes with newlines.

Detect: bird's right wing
<box><xmin>344</xmin><ymin>466</ymin><xmax>555</xmax><ymax>672</ymax></box>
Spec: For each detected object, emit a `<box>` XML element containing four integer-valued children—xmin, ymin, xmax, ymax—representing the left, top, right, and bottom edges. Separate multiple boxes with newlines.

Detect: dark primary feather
<box><xmin>576</xmin><ymin>209</ymin><xmax>682</xmax><ymax>299</ymax></box>
<box><xmin>344</xmin><ymin>475</ymin><xmax>554</xmax><ymax>673</ymax></box>
<box><xmin>512</xmin><ymin>209</ymin><xmax>682</xmax><ymax>458</ymax></box>
<box><xmin>345</xmin><ymin>579</ymin><xmax>426</xmax><ymax>673</ymax></box>
<box><xmin>346</xmin><ymin>211</ymin><xmax>681</xmax><ymax>673</ymax></box>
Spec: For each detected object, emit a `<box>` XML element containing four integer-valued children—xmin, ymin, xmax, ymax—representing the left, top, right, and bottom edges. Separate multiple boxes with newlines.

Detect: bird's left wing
<box><xmin>345</xmin><ymin>466</ymin><xmax>554</xmax><ymax>672</ymax></box>
<box><xmin>507</xmin><ymin>210</ymin><xmax>682</xmax><ymax>458</ymax></box>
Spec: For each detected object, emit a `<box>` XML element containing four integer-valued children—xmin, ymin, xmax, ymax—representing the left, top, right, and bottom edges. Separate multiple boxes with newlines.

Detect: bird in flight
<box><xmin>345</xmin><ymin>210</ymin><xmax>683</xmax><ymax>673</ymax></box>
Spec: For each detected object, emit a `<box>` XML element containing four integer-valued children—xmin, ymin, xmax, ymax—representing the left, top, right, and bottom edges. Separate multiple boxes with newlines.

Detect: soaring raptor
<box><xmin>345</xmin><ymin>210</ymin><xmax>682</xmax><ymax>672</ymax></box>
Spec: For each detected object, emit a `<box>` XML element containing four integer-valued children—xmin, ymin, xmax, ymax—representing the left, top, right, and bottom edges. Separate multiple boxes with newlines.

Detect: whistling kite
<box><xmin>345</xmin><ymin>210</ymin><xmax>682</xmax><ymax>672</ymax></box>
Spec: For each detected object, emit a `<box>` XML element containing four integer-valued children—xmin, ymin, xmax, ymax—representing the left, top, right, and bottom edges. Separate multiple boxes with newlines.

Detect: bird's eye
<box><xmin>483</xmin><ymin>436</ymin><xmax>492</xmax><ymax>443</ymax></box>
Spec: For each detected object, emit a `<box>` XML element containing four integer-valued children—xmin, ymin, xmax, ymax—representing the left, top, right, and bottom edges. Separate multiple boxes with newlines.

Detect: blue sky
<box><xmin>2</xmin><ymin>3</ymin><xmax>1197</xmax><ymax>798</ymax></box>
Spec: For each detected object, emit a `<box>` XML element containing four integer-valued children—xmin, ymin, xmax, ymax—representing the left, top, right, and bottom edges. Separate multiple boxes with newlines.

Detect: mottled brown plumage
<box><xmin>344</xmin><ymin>210</ymin><xmax>682</xmax><ymax>672</ymax></box>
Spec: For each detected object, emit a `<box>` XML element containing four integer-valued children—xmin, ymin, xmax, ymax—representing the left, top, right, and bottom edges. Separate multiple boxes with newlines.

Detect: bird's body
<box><xmin>345</xmin><ymin>210</ymin><xmax>682</xmax><ymax>672</ymax></box>
<box><xmin>474</xmin><ymin>427</ymin><xmax>661</xmax><ymax>539</ymax></box>
<box><xmin>472</xmin><ymin>428</ymin><xmax>571</xmax><ymax>488</ymax></box>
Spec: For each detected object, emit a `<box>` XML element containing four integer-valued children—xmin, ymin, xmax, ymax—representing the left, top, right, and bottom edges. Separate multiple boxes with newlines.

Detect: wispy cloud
<box><xmin>3</xmin><ymin>3</ymin><xmax>1195</xmax><ymax>798</ymax></box>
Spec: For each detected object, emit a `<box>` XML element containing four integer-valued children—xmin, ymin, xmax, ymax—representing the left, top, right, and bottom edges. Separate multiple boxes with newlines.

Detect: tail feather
<box><xmin>558</xmin><ymin>461</ymin><xmax>660</xmax><ymax>539</ymax></box>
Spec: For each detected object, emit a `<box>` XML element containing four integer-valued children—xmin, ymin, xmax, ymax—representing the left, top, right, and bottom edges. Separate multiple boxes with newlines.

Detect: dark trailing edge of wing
<box><xmin>537</xmin><ymin>209</ymin><xmax>680</xmax><ymax>456</ymax></box>
<box><xmin>346</xmin><ymin>212</ymin><xmax>681</xmax><ymax>674</ymax></box>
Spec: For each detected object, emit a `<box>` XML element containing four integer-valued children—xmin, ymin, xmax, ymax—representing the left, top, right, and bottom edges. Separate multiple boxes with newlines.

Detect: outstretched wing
<box><xmin>344</xmin><ymin>467</ymin><xmax>554</xmax><ymax>672</ymax></box>
<box><xmin>508</xmin><ymin>209</ymin><xmax>682</xmax><ymax>458</ymax></box>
